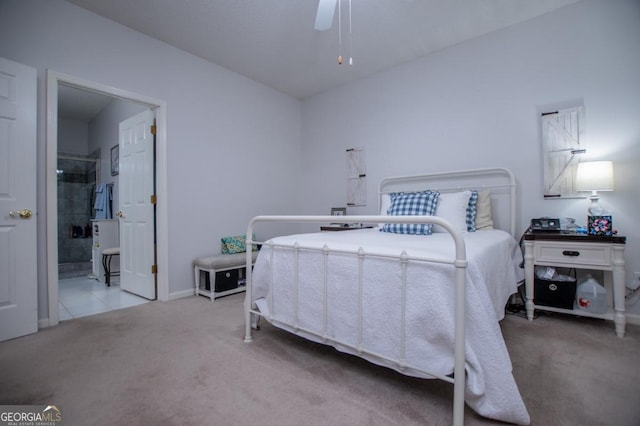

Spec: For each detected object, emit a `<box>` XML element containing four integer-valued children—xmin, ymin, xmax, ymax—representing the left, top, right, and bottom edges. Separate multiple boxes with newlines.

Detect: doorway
<box><xmin>46</xmin><ymin>71</ymin><xmax>169</xmax><ymax>327</ymax></box>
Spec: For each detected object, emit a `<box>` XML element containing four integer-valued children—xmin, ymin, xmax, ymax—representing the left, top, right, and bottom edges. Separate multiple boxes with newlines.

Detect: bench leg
<box><xmin>209</xmin><ymin>270</ymin><xmax>216</xmax><ymax>302</ymax></box>
<box><xmin>194</xmin><ymin>266</ymin><xmax>200</xmax><ymax>296</ymax></box>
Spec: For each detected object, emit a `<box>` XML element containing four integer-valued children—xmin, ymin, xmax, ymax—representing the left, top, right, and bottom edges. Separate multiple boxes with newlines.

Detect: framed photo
<box><xmin>330</xmin><ymin>207</ymin><xmax>347</xmax><ymax>225</ymax></box>
<box><xmin>110</xmin><ymin>145</ymin><xmax>119</xmax><ymax>176</ymax></box>
<box><xmin>588</xmin><ymin>215</ymin><xmax>613</xmax><ymax>236</ymax></box>
<box><xmin>331</xmin><ymin>207</ymin><xmax>347</xmax><ymax>216</ymax></box>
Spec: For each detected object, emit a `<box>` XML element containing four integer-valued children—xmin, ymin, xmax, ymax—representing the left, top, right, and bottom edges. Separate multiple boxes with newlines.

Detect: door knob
<box><xmin>117</xmin><ymin>211</ymin><xmax>125</xmax><ymax>218</ymax></box>
<box><xmin>9</xmin><ymin>209</ymin><xmax>32</xmax><ymax>219</ymax></box>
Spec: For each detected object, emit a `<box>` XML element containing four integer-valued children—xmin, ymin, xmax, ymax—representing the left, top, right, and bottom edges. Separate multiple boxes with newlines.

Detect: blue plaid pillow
<box><xmin>380</xmin><ymin>191</ymin><xmax>440</xmax><ymax>235</ymax></box>
<box><xmin>466</xmin><ymin>190</ymin><xmax>479</xmax><ymax>232</ymax></box>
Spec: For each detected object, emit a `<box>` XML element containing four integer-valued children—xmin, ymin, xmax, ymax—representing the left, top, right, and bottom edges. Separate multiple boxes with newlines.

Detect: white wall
<box><xmin>0</xmin><ymin>0</ymin><xmax>302</xmax><ymax>319</ymax></box>
<box><xmin>300</xmin><ymin>1</ymin><xmax>640</xmax><ymax>308</ymax></box>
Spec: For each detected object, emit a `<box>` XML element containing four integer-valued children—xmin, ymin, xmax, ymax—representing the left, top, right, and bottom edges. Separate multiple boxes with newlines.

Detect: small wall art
<box><xmin>111</xmin><ymin>145</ymin><xmax>119</xmax><ymax>176</ymax></box>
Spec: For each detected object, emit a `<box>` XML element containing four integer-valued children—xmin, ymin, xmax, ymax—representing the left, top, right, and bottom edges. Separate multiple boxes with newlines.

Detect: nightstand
<box><xmin>320</xmin><ymin>225</ymin><xmax>374</xmax><ymax>231</ymax></box>
<box><xmin>523</xmin><ymin>232</ymin><xmax>626</xmax><ymax>337</ymax></box>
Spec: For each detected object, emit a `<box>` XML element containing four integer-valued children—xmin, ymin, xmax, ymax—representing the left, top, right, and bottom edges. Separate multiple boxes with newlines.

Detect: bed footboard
<box><xmin>244</xmin><ymin>215</ymin><xmax>467</xmax><ymax>426</ymax></box>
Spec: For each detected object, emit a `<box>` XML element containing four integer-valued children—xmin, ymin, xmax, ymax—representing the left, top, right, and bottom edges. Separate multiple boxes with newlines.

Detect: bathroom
<box><xmin>57</xmin><ymin>156</ymin><xmax>97</xmax><ymax>279</ymax></box>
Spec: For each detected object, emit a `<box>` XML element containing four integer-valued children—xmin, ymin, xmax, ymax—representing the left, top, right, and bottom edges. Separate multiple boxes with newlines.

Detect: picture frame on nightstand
<box><xmin>330</xmin><ymin>207</ymin><xmax>347</xmax><ymax>225</ymax></box>
<box><xmin>331</xmin><ymin>207</ymin><xmax>347</xmax><ymax>216</ymax></box>
<box><xmin>588</xmin><ymin>215</ymin><xmax>613</xmax><ymax>236</ymax></box>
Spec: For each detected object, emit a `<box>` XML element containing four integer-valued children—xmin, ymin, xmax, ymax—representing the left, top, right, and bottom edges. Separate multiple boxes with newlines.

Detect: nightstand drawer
<box><xmin>534</xmin><ymin>242</ymin><xmax>611</xmax><ymax>267</ymax></box>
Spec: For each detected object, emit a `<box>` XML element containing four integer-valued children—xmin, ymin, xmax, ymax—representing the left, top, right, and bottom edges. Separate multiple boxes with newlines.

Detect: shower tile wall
<box><xmin>57</xmin><ymin>159</ymin><xmax>96</xmax><ymax>264</ymax></box>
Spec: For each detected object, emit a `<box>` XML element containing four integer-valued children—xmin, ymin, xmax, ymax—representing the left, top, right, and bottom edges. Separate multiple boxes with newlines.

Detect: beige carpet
<box><xmin>1</xmin><ymin>294</ymin><xmax>638</xmax><ymax>425</ymax></box>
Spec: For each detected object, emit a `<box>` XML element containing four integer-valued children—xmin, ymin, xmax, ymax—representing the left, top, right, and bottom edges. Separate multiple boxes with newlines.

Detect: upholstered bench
<box><xmin>193</xmin><ymin>251</ymin><xmax>258</xmax><ymax>301</ymax></box>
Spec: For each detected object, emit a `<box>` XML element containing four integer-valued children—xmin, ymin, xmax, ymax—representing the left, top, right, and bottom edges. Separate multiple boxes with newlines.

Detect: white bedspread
<box><xmin>251</xmin><ymin>228</ymin><xmax>530</xmax><ymax>425</ymax></box>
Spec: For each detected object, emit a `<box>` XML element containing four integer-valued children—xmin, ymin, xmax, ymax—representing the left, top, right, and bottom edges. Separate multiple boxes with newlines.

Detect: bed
<box><xmin>243</xmin><ymin>168</ymin><xmax>530</xmax><ymax>426</ymax></box>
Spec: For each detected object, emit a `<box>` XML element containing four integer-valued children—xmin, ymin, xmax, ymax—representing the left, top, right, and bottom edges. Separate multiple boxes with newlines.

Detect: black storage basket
<box><xmin>534</xmin><ymin>273</ymin><xmax>577</xmax><ymax>310</ymax></box>
<box><xmin>214</xmin><ymin>269</ymin><xmax>240</xmax><ymax>292</ymax></box>
<box><xmin>202</xmin><ymin>268</ymin><xmax>241</xmax><ymax>292</ymax></box>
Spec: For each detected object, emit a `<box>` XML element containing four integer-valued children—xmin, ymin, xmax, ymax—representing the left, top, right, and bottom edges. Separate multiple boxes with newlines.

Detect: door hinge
<box><xmin>150</xmin><ymin>194</ymin><xmax>157</xmax><ymax>204</ymax></box>
<box><xmin>150</xmin><ymin>124</ymin><xmax>157</xmax><ymax>135</ymax></box>
<box><xmin>151</xmin><ymin>264</ymin><xmax>157</xmax><ymax>274</ymax></box>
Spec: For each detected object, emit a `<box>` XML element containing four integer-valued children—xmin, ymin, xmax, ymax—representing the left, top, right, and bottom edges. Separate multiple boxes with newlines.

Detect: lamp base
<box><xmin>588</xmin><ymin>205</ymin><xmax>607</xmax><ymax>216</ymax></box>
<box><xmin>587</xmin><ymin>192</ymin><xmax>607</xmax><ymax>216</ymax></box>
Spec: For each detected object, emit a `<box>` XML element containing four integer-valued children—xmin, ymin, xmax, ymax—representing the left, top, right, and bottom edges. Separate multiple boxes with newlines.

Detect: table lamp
<box><xmin>575</xmin><ymin>161</ymin><xmax>614</xmax><ymax>215</ymax></box>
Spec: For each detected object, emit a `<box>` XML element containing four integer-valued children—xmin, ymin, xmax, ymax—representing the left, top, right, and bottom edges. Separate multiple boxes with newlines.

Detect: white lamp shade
<box><xmin>575</xmin><ymin>161</ymin><xmax>614</xmax><ymax>192</ymax></box>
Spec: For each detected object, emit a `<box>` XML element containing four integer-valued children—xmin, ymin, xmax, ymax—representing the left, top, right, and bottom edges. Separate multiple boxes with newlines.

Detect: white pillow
<box><xmin>475</xmin><ymin>190</ymin><xmax>494</xmax><ymax>230</ymax></box>
<box><xmin>379</xmin><ymin>194</ymin><xmax>391</xmax><ymax>215</ymax></box>
<box><xmin>432</xmin><ymin>190</ymin><xmax>472</xmax><ymax>233</ymax></box>
<box><xmin>378</xmin><ymin>194</ymin><xmax>391</xmax><ymax>227</ymax></box>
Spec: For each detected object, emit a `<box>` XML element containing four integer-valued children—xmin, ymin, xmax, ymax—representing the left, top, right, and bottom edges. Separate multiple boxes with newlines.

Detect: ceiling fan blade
<box><xmin>314</xmin><ymin>0</ymin><xmax>337</xmax><ymax>31</ymax></box>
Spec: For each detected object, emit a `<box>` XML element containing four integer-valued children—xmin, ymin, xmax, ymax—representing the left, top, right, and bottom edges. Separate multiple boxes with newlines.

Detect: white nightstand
<box><xmin>523</xmin><ymin>232</ymin><xmax>626</xmax><ymax>337</ymax></box>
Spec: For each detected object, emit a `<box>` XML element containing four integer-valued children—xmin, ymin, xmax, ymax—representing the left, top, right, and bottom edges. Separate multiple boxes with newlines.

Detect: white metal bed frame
<box><xmin>243</xmin><ymin>168</ymin><xmax>516</xmax><ymax>426</ymax></box>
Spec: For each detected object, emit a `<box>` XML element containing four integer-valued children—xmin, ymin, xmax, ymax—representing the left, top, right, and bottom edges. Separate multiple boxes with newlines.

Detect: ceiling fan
<box><xmin>314</xmin><ymin>0</ymin><xmax>337</xmax><ymax>31</ymax></box>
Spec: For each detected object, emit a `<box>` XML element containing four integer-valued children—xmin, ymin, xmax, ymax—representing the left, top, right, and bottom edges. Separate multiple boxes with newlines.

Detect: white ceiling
<box><xmin>63</xmin><ymin>0</ymin><xmax>581</xmax><ymax>100</ymax></box>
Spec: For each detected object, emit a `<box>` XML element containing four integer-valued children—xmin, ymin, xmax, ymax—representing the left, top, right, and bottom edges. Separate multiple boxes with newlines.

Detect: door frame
<box><xmin>46</xmin><ymin>70</ymin><xmax>169</xmax><ymax>327</ymax></box>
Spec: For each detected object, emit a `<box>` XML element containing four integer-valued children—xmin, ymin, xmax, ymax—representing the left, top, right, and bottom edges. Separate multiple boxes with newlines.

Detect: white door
<box><xmin>0</xmin><ymin>57</ymin><xmax>37</xmax><ymax>341</ymax></box>
<box><xmin>118</xmin><ymin>109</ymin><xmax>156</xmax><ymax>299</ymax></box>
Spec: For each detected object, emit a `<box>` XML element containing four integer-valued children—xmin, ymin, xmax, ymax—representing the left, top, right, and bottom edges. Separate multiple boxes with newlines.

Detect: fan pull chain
<box><xmin>336</xmin><ymin>0</ymin><xmax>352</xmax><ymax>66</ymax></box>
<box><xmin>337</xmin><ymin>0</ymin><xmax>342</xmax><ymax>64</ymax></box>
<box><xmin>348</xmin><ymin>0</ymin><xmax>353</xmax><ymax>65</ymax></box>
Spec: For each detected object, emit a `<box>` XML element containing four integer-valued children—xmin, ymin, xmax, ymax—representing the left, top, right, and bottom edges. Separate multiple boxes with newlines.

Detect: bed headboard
<box><xmin>378</xmin><ymin>168</ymin><xmax>517</xmax><ymax>236</ymax></box>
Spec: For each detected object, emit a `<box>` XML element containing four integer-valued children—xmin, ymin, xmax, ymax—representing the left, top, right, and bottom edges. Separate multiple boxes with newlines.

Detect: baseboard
<box><xmin>38</xmin><ymin>318</ymin><xmax>51</xmax><ymax>329</ymax></box>
<box><xmin>625</xmin><ymin>312</ymin><xmax>640</xmax><ymax>326</ymax></box>
<box><xmin>169</xmin><ymin>288</ymin><xmax>195</xmax><ymax>300</ymax></box>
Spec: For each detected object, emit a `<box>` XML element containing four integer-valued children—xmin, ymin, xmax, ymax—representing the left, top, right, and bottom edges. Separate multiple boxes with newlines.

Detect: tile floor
<box><xmin>58</xmin><ymin>274</ymin><xmax>150</xmax><ymax>321</ymax></box>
